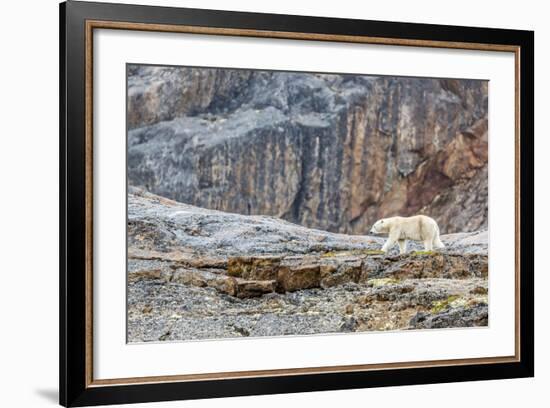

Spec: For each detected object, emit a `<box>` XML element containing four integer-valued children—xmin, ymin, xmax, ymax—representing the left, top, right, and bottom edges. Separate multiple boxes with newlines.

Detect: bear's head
<box><xmin>369</xmin><ymin>218</ymin><xmax>390</xmax><ymax>235</ymax></box>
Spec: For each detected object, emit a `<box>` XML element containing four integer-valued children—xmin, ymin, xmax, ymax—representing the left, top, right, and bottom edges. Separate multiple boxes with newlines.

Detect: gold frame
<box><xmin>84</xmin><ymin>20</ymin><xmax>522</xmax><ymax>388</ymax></box>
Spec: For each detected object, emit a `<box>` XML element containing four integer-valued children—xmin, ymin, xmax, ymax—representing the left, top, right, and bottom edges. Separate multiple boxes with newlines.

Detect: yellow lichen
<box><xmin>368</xmin><ymin>277</ymin><xmax>401</xmax><ymax>287</ymax></box>
<box><xmin>411</xmin><ymin>250</ymin><xmax>436</xmax><ymax>256</ymax></box>
<box><xmin>448</xmin><ymin>297</ymin><xmax>469</xmax><ymax>309</ymax></box>
<box><xmin>321</xmin><ymin>249</ymin><xmax>385</xmax><ymax>258</ymax></box>
<box><xmin>430</xmin><ymin>295</ymin><xmax>460</xmax><ymax>314</ymax></box>
<box><xmin>361</xmin><ymin>249</ymin><xmax>386</xmax><ymax>255</ymax></box>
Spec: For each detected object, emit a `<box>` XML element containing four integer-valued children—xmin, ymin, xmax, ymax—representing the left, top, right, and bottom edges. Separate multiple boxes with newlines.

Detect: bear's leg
<box><xmin>398</xmin><ymin>239</ymin><xmax>408</xmax><ymax>254</ymax></box>
<box><xmin>382</xmin><ymin>229</ymin><xmax>400</xmax><ymax>253</ymax></box>
<box><xmin>381</xmin><ymin>237</ymin><xmax>397</xmax><ymax>253</ymax></box>
<box><xmin>433</xmin><ymin>235</ymin><xmax>445</xmax><ymax>249</ymax></box>
<box><xmin>423</xmin><ymin>239</ymin><xmax>433</xmax><ymax>251</ymax></box>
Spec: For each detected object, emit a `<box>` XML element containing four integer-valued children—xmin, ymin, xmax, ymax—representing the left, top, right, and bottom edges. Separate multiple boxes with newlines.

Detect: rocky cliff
<box><xmin>127</xmin><ymin>65</ymin><xmax>488</xmax><ymax>235</ymax></box>
<box><xmin>127</xmin><ymin>189</ymin><xmax>488</xmax><ymax>342</ymax></box>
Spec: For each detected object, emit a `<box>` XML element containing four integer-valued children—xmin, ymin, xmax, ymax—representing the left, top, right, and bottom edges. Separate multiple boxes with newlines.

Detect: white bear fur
<box><xmin>369</xmin><ymin>215</ymin><xmax>445</xmax><ymax>254</ymax></box>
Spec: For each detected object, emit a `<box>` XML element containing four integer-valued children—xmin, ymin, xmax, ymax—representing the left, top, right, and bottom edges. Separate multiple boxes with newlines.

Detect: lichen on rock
<box><xmin>125</xmin><ymin>66</ymin><xmax>489</xmax><ymax>342</ymax></box>
<box><xmin>127</xmin><ymin>190</ymin><xmax>489</xmax><ymax>342</ymax></box>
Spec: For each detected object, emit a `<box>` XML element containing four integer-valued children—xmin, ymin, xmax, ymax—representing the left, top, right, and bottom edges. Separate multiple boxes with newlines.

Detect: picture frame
<box><xmin>59</xmin><ymin>0</ymin><xmax>534</xmax><ymax>406</ymax></box>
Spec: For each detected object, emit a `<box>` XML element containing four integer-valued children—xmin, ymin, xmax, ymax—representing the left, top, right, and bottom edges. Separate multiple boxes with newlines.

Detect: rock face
<box><xmin>127</xmin><ymin>65</ymin><xmax>488</xmax><ymax>234</ymax></box>
<box><xmin>127</xmin><ymin>189</ymin><xmax>488</xmax><ymax>342</ymax></box>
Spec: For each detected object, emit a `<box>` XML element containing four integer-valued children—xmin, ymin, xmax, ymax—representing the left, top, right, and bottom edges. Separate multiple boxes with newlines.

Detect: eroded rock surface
<box><xmin>127</xmin><ymin>190</ymin><xmax>489</xmax><ymax>342</ymax></box>
<box><xmin>127</xmin><ymin>66</ymin><xmax>488</xmax><ymax>234</ymax></box>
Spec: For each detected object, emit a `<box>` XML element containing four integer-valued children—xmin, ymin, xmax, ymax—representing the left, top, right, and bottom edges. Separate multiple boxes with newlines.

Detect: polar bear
<box><xmin>369</xmin><ymin>215</ymin><xmax>445</xmax><ymax>254</ymax></box>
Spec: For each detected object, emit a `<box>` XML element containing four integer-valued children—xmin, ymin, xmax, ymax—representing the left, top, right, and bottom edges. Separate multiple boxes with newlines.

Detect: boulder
<box><xmin>277</xmin><ymin>264</ymin><xmax>321</xmax><ymax>292</ymax></box>
<box><xmin>409</xmin><ymin>303</ymin><xmax>488</xmax><ymax>329</ymax></box>
<box><xmin>227</xmin><ymin>256</ymin><xmax>281</xmax><ymax>280</ymax></box>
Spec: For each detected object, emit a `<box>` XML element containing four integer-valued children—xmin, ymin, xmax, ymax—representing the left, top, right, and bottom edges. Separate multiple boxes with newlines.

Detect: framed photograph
<box><xmin>60</xmin><ymin>1</ymin><xmax>534</xmax><ymax>406</ymax></box>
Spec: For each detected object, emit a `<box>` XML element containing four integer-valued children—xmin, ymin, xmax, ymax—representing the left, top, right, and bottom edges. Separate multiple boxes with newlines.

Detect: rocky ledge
<box><xmin>127</xmin><ymin>188</ymin><xmax>488</xmax><ymax>342</ymax></box>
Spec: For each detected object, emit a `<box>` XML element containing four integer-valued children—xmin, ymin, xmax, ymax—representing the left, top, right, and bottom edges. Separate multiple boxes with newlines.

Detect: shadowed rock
<box><xmin>409</xmin><ymin>303</ymin><xmax>488</xmax><ymax>329</ymax></box>
<box><xmin>127</xmin><ymin>66</ymin><xmax>488</xmax><ymax>235</ymax></box>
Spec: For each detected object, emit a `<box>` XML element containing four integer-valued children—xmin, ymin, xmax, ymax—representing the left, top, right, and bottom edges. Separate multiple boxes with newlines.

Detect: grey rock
<box><xmin>127</xmin><ymin>190</ymin><xmax>489</xmax><ymax>342</ymax></box>
<box><xmin>409</xmin><ymin>303</ymin><xmax>488</xmax><ymax>329</ymax></box>
<box><xmin>127</xmin><ymin>66</ymin><xmax>488</xmax><ymax>235</ymax></box>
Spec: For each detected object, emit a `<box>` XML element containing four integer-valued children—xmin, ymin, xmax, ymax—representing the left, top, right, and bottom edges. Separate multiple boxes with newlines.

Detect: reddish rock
<box><xmin>227</xmin><ymin>256</ymin><xmax>281</xmax><ymax>280</ymax></box>
<box><xmin>277</xmin><ymin>264</ymin><xmax>321</xmax><ymax>292</ymax></box>
<box><xmin>234</xmin><ymin>279</ymin><xmax>277</xmax><ymax>298</ymax></box>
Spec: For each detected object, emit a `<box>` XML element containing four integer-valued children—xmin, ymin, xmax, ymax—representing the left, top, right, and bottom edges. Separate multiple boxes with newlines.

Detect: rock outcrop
<box><xmin>127</xmin><ymin>189</ymin><xmax>488</xmax><ymax>342</ymax></box>
<box><xmin>127</xmin><ymin>65</ymin><xmax>488</xmax><ymax>234</ymax></box>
